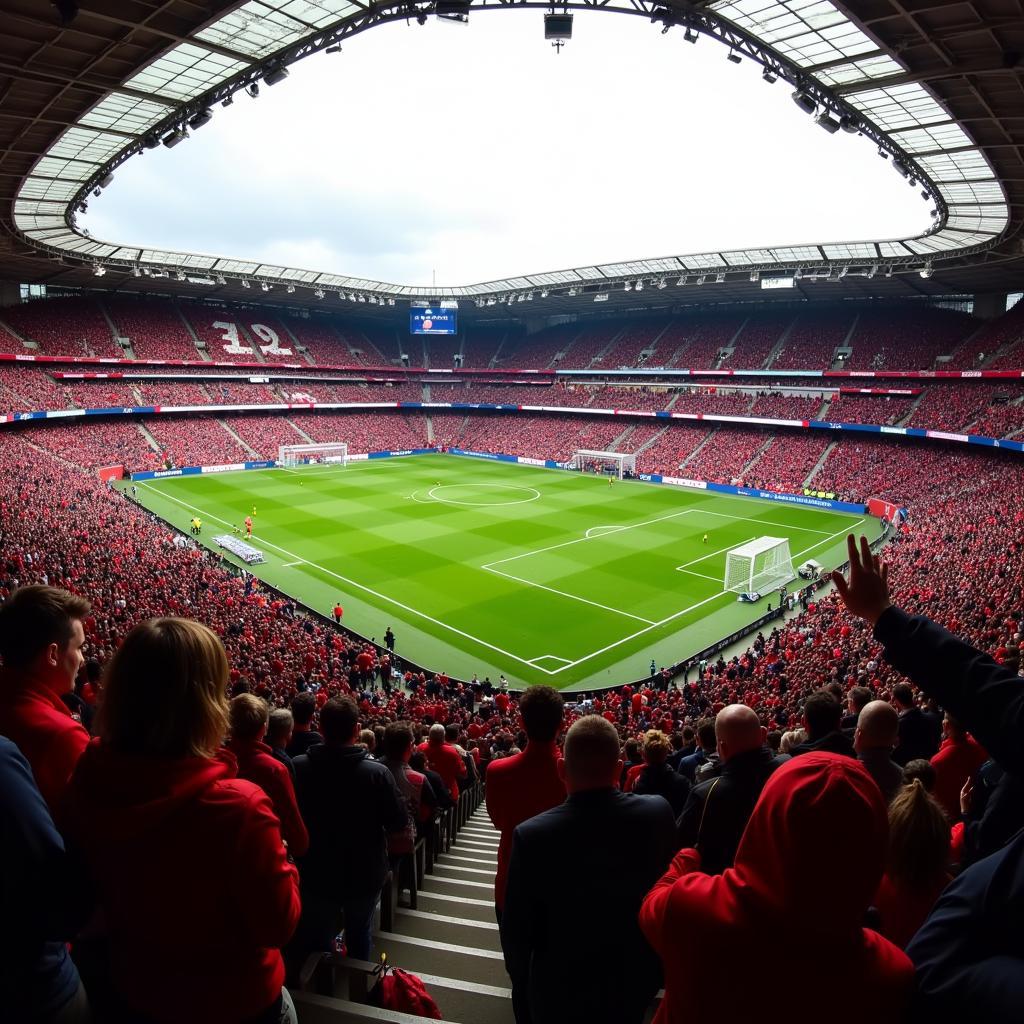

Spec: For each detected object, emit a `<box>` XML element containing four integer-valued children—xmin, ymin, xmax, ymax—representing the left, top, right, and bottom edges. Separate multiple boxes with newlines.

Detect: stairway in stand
<box><xmin>293</xmin><ymin>798</ymin><xmax>514</xmax><ymax>1023</ymax></box>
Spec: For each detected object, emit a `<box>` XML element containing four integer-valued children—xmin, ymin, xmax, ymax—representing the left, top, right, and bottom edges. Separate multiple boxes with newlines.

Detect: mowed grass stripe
<box><xmin>131</xmin><ymin>455</ymin><xmax>879</xmax><ymax>689</ymax></box>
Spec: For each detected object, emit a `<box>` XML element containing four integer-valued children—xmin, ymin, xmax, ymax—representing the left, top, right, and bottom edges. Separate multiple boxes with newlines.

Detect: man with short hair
<box><xmin>266</xmin><ymin>707</ymin><xmax>296</xmax><ymax>778</ymax></box>
<box><xmin>676</xmin><ymin>704</ymin><xmax>787</xmax><ymax>874</ymax></box>
<box><xmin>286</xmin><ymin>691</ymin><xmax>323</xmax><ymax>758</ymax></box>
<box><xmin>0</xmin><ymin>585</ymin><xmax>91</xmax><ymax>810</ymax></box>
<box><xmin>487</xmin><ymin>685</ymin><xmax>566</xmax><ymax>922</ymax></box>
<box><xmin>842</xmin><ymin>685</ymin><xmax>874</xmax><ymax>732</ymax></box>
<box><xmin>676</xmin><ymin>718</ymin><xmax>718</xmax><ymax>782</ymax></box>
<box><xmin>500</xmin><ymin>716</ymin><xmax>675</xmax><ymax>1024</ymax></box>
<box><xmin>892</xmin><ymin>682</ymin><xmax>941</xmax><ymax>766</ymax></box>
<box><xmin>292</xmin><ymin>697</ymin><xmax>407</xmax><ymax>963</ymax></box>
<box><xmin>227</xmin><ymin>694</ymin><xmax>309</xmax><ymax>855</ymax></box>
<box><xmin>417</xmin><ymin>722</ymin><xmax>466</xmax><ymax>801</ymax></box>
<box><xmin>854</xmin><ymin>700</ymin><xmax>904</xmax><ymax>803</ymax></box>
<box><xmin>791</xmin><ymin>691</ymin><xmax>856</xmax><ymax>759</ymax></box>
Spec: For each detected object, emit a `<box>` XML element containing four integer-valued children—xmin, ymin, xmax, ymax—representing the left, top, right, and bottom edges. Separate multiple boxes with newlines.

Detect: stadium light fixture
<box><xmin>623</xmin><ymin>281</ymin><xmax>633</xmax><ymax>292</ymax></box>
<box><xmin>263</xmin><ymin>65</ymin><xmax>290</xmax><ymax>87</ymax></box>
<box><xmin>567</xmin><ymin>287</ymin><xmax>579</xmax><ymax>296</ymax></box>
<box><xmin>486</xmin><ymin>297</ymin><xmax>496</xmax><ymax>306</ymax></box>
<box><xmin>247</xmin><ymin>83</ymin><xmax>260</xmax><ymax>98</ymax></box>
<box><xmin>877</xmin><ymin>147</ymin><xmax>889</xmax><ymax>160</ymax></box>
<box><xmin>540</xmin><ymin>289</ymin><xmax>549</xmax><ymax>298</ymax></box>
<box><xmin>545</xmin><ymin>12</ymin><xmax>573</xmax><ymax>40</ymax></box>
<box><xmin>436</xmin><ymin>0</ymin><xmax>470</xmax><ymax>21</ymax></box>
<box><xmin>695</xmin><ymin>276</ymin><xmax>705</xmax><ymax>285</ymax></box>
<box><xmin>920</xmin><ymin>263</ymin><xmax>934</xmax><ymax>279</ymax></box>
<box><xmin>215</xmin><ymin>274</ymin><xmax>226</xmax><ymax>285</ymax></box>
<box><xmin>175</xmin><ymin>270</ymin><xmax>186</xmax><ymax>281</ymax></box>
<box><xmin>839</xmin><ymin>115</ymin><xmax>859</xmax><ymax>134</ymax></box>
<box><xmin>921</xmin><ymin>189</ymin><xmax>930</xmax><ymax>201</ymax></box>
<box><xmin>676</xmin><ymin>276</ymin><xmax>687</xmax><ymax>286</ymax></box>
<box><xmin>683</xmin><ymin>28</ymin><xmax>698</xmax><ymax>43</ymax></box>
<box><xmin>221</xmin><ymin>95</ymin><xmax>233</xmax><ymax>107</ymax></box>
<box><xmin>715</xmin><ymin>272</ymin><xmax>726</xmax><ymax>283</ymax></box>
<box><xmin>657</xmin><ymin>278</ymin><xmax>667</xmax><ymax>289</ymax></box>
<box><xmin>142</xmin><ymin>135</ymin><xmax>160</xmax><ymax>150</ymax></box>
<box><xmin>325</xmin><ymin>45</ymin><xmax>342</xmax><ymax>54</ymax></box>
<box><xmin>893</xmin><ymin>160</ymin><xmax>909</xmax><ymax>177</ymax></box>
<box><xmin>261</xmin><ymin>282</ymin><xmax>271</xmax><ymax>292</ymax></box>
<box><xmin>131</xmin><ymin>266</ymin><xmax>141</xmax><ymax>277</ymax></box>
<box><xmin>635</xmin><ymin>280</ymin><xmax>644</xmax><ymax>291</ymax></box>
<box><xmin>594</xmin><ymin>293</ymin><xmax>609</xmax><ymax>302</ymax></box>
<box><xmin>791</xmin><ymin>90</ymin><xmax>816</xmax><ymax>115</ymax></box>
<box><xmin>388</xmin><ymin>298</ymin><xmax>396</xmax><ymax>306</ymax></box>
<box><xmin>314</xmin><ymin>288</ymin><xmax>325</xmax><ymax>299</ymax></box>
<box><xmin>92</xmin><ymin>264</ymin><xmax>106</xmax><ymax>277</ymax></box>
<box><xmin>161</xmin><ymin>128</ymin><xmax>188</xmax><ymax>148</ymax></box>
<box><xmin>240</xmin><ymin>279</ymin><xmax>251</xmax><ymax>289</ymax></box>
<box><xmin>866</xmin><ymin>264</ymin><xmax>878</xmax><ymax>279</ymax></box>
<box><xmin>188</xmin><ymin>108</ymin><xmax>213</xmax><ymax>130</ymax></box>
<box><xmin>357</xmin><ymin>294</ymin><xmax>366</xmax><ymax>303</ymax></box>
<box><xmin>750</xmin><ymin>270</ymin><xmax>759</xmax><ymax>282</ymax></box>
<box><xmin>762</xmin><ymin>68</ymin><xmax>777</xmax><ymax>84</ymax></box>
<box><xmin>814</xmin><ymin>110</ymin><xmax>840</xmax><ymax>133</ymax></box>
<box><xmin>726</xmin><ymin>50</ymin><xmax>742</xmax><ymax>64</ymax></box>
<box><xmin>526</xmin><ymin>291</ymin><xmax>534</xmax><ymax>301</ymax></box>
<box><xmin>286</xmin><ymin>284</ymin><xmax>295</xmax><ymax>293</ymax></box>
<box><xmin>517</xmin><ymin>294</ymin><xmax>526</xmax><ymax>302</ymax></box>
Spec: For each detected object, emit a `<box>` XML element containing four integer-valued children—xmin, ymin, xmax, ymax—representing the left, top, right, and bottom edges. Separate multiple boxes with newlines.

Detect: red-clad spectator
<box><xmin>486</xmin><ymin>686</ymin><xmax>566</xmax><ymax>916</ymax></box>
<box><xmin>640</xmin><ymin>753</ymin><xmax>913</xmax><ymax>1023</ymax></box>
<box><xmin>873</xmin><ymin>779</ymin><xmax>952</xmax><ymax>948</ymax></box>
<box><xmin>930</xmin><ymin>713</ymin><xmax>988</xmax><ymax>822</ymax></box>
<box><xmin>0</xmin><ymin>585</ymin><xmax>91</xmax><ymax>811</ymax></box>
<box><xmin>417</xmin><ymin>722</ymin><xmax>466</xmax><ymax>801</ymax></box>
<box><xmin>62</xmin><ymin>617</ymin><xmax>300</xmax><ymax>1024</ymax></box>
<box><xmin>227</xmin><ymin>694</ymin><xmax>309</xmax><ymax>857</ymax></box>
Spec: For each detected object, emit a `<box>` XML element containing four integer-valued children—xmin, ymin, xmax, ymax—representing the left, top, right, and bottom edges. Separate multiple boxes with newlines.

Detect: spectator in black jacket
<box><xmin>833</xmin><ymin>533</ymin><xmax>1024</xmax><ymax>1024</ymax></box>
<box><xmin>892</xmin><ymin>682</ymin><xmax>942</xmax><ymax>766</ymax></box>
<box><xmin>0</xmin><ymin>735</ymin><xmax>92</xmax><ymax>1023</ymax></box>
<box><xmin>266</xmin><ymin>707</ymin><xmax>296</xmax><ymax>779</ymax></box>
<box><xmin>285</xmin><ymin>691</ymin><xmax>323</xmax><ymax>758</ymax></box>
<box><xmin>500</xmin><ymin>715</ymin><xmax>675</xmax><ymax>1024</ymax></box>
<box><xmin>291</xmin><ymin>697</ymin><xmax>407</xmax><ymax>965</ymax></box>
<box><xmin>675</xmin><ymin>704</ymin><xmax>787</xmax><ymax>874</ymax></box>
<box><xmin>855</xmin><ymin>700</ymin><xmax>904</xmax><ymax>803</ymax></box>
<box><xmin>633</xmin><ymin>730</ymin><xmax>690</xmax><ymax>816</ymax></box>
<box><xmin>676</xmin><ymin>718</ymin><xmax>717</xmax><ymax>782</ymax></box>
<box><xmin>791</xmin><ymin>691</ymin><xmax>856</xmax><ymax>759</ymax></box>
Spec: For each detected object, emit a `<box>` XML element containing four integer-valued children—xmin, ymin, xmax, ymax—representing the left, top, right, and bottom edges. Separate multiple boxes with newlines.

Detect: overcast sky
<box><xmin>84</xmin><ymin>10</ymin><xmax>932</xmax><ymax>288</ymax></box>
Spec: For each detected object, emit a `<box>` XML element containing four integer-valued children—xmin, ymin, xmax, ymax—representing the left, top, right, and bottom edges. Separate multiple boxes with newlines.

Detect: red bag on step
<box><xmin>371</xmin><ymin>966</ymin><xmax>442</xmax><ymax>1019</ymax></box>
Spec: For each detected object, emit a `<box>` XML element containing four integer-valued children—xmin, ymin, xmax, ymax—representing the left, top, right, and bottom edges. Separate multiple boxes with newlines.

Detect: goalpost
<box><xmin>724</xmin><ymin>537</ymin><xmax>795</xmax><ymax>596</ymax></box>
<box><xmin>278</xmin><ymin>442</ymin><xmax>348</xmax><ymax>468</ymax></box>
<box><xmin>569</xmin><ymin>449</ymin><xmax>636</xmax><ymax>479</ymax></box>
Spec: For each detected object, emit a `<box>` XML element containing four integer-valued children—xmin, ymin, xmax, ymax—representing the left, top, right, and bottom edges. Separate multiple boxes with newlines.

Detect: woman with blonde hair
<box><xmin>63</xmin><ymin>618</ymin><xmax>301</xmax><ymax>1024</ymax></box>
<box><xmin>631</xmin><ymin>730</ymin><xmax>691</xmax><ymax>816</ymax></box>
<box><xmin>873</xmin><ymin>778</ymin><xmax>952</xmax><ymax>947</ymax></box>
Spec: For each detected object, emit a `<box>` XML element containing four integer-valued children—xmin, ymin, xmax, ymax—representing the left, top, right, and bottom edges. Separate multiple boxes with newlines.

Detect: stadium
<box><xmin>0</xmin><ymin>1</ymin><xmax>1021</xmax><ymax>1022</ymax></box>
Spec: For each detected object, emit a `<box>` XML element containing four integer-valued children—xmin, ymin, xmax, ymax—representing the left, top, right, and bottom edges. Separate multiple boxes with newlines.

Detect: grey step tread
<box><xmin>292</xmin><ymin>991</ymin><xmax>462</xmax><ymax>1024</ymax></box>
<box><xmin>423</xmin><ymin>873</ymin><xmax>494</xmax><ymax>892</ymax></box>
<box><xmin>432</xmin><ymin>862</ymin><xmax>498</xmax><ymax>878</ymax></box>
<box><xmin>373</xmin><ymin>933</ymin><xmax>508</xmax><ymax>987</ymax></box>
<box><xmin>417</xmin><ymin>890</ymin><xmax>497</xmax><ymax>922</ymax></box>
<box><xmin>394</xmin><ymin>908</ymin><xmax>502</xmax><ymax>952</ymax></box>
<box><xmin>440</xmin><ymin>852</ymin><xmax>498</xmax><ymax>867</ymax></box>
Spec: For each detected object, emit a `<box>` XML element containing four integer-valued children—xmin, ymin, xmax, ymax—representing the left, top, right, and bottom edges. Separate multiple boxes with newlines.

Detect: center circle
<box><xmin>427</xmin><ymin>483</ymin><xmax>541</xmax><ymax>507</ymax></box>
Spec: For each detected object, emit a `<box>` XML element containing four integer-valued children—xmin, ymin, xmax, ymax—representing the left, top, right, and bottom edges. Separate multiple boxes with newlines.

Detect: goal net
<box><xmin>569</xmin><ymin>449</ymin><xmax>636</xmax><ymax>479</ymax></box>
<box><xmin>278</xmin><ymin>442</ymin><xmax>348</xmax><ymax>468</ymax></box>
<box><xmin>724</xmin><ymin>537</ymin><xmax>795</xmax><ymax>596</ymax></box>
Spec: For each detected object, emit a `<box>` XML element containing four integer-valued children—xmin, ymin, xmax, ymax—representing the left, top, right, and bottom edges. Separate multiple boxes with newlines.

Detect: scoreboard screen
<box><xmin>410</xmin><ymin>307</ymin><xmax>457</xmax><ymax>336</ymax></box>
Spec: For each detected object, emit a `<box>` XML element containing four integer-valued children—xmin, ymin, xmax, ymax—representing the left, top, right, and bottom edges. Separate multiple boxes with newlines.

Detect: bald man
<box><xmin>500</xmin><ymin>716</ymin><xmax>675</xmax><ymax>1024</ymax></box>
<box><xmin>854</xmin><ymin>699</ymin><xmax>904</xmax><ymax>803</ymax></box>
<box><xmin>675</xmin><ymin>704</ymin><xmax>787</xmax><ymax>874</ymax></box>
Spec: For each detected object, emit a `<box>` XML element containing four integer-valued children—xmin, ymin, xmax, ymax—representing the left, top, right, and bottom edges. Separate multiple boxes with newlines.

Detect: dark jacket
<box><xmin>500</xmin><ymin>789</ymin><xmax>675</xmax><ymax>1024</ymax></box>
<box><xmin>633</xmin><ymin>763</ymin><xmax>691</xmax><ymax>817</ymax></box>
<box><xmin>895</xmin><ymin>707</ymin><xmax>941</xmax><ymax>766</ymax></box>
<box><xmin>0</xmin><ymin>736</ymin><xmax>88</xmax><ymax>1022</ymax></box>
<box><xmin>791</xmin><ymin>729</ymin><xmax>856</xmax><ymax>760</ymax></box>
<box><xmin>858</xmin><ymin>748</ymin><xmax>905</xmax><ymax>803</ymax></box>
<box><xmin>676</xmin><ymin>745</ymin><xmax>788</xmax><ymax>874</ymax></box>
<box><xmin>676</xmin><ymin>748</ymin><xmax>707</xmax><ymax>782</ymax></box>
<box><xmin>960</xmin><ymin>761</ymin><xmax>1024</xmax><ymax>866</ymax></box>
<box><xmin>874</xmin><ymin>606</ymin><xmax>1024</xmax><ymax>1023</ymax></box>
<box><xmin>286</xmin><ymin>728</ymin><xmax>323</xmax><ymax>759</ymax></box>
<box><xmin>294</xmin><ymin>743</ymin><xmax>407</xmax><ymax>901</ymax></box>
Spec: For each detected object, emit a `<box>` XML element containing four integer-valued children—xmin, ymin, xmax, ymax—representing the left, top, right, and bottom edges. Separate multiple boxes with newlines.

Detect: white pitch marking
<box><xmin>528</xmin><ymin>655</ymin><xmax>574</xmax><ymax>667</ymax></box>
<box><xmin>693</xmin><ymin>508</ymin><xmax>842</xmax><ymax>537</ymax></box>
<box><xmin>678</xmin><ymin>570</ymin><xmax>726</xmax><ymax>583</ymax></box>
<box><xmin>282</xmin><ymin>560</ymin><xmax>304</xmax><ymax>567</ymax></box>
<box><xmin>674</xmin><ymin>537</ymin><xmax>757</xmax><ymax>572</ymax></box>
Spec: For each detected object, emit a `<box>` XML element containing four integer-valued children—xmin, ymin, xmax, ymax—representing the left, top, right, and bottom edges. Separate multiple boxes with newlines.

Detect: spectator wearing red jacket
<box><xmin>62</xmin><ymin>618</ymin><xmax>301</xmax><ymax>1024</ymax></box>
<box><xmin>640</xmin><ymin>753</ymin><xmax>913</xmax><ymax>1023</ymax></box>
<box><xmin>417</xmin><ymin>723</ymin><xmax>466</xmax><ymax>801</ymax></box>
<box><xmin>930</xmin><ymin>713</ymin><xmax>987</xmax><ymax>821</ymax></box>
<box><xmin>0</xmin><ymin>585</ymin><xmax>91</xmax><ymax>811</ymax></box>
<box><xmin>486</xmin><ymin>685</ymin><xmax>566</xmax><ymax>917</ymax></box>
<box><xmin>227</xmin><ymin>694</ymin><xmax>309</xmax><ymax>857</ymax></box>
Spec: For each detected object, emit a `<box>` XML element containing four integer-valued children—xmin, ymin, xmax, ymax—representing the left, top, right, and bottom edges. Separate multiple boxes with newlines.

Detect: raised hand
<box><xmin>831</xmin><ymin>534</ymin><xmax>892</xmax><ymax>626</ymax></box>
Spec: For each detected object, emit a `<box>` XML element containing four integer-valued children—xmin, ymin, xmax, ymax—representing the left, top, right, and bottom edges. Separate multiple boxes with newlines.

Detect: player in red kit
<box><xmin>245</xmin><ymin>515</ymin><xmax>253</xmax><ymax>537</ymax></box>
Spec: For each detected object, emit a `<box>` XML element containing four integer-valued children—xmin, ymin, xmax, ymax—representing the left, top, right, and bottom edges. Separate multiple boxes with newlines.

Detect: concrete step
<box><xmin>440</xmin><ymin>852</ymin><xmax>497</xmax><ymax>869</ymax></box>
<box><xmin>394</xmin><ymin>906</ymin><xmax>502</xmax><ymax>952</ymax></box>
<box><xmin>452</xmin><ymin>836</ymin><xmax>500</xmax><ymax>852</ymax></box>
<box><xmin>374</xmin><ymin>932</ymin><xmax>507</xmax><ymax>987</ymax></box>
<box><xmin>421</xmin><ymin>874</ymin><xmax>494</xmax><ymax>899</ymax></box>
<box><xmin>292</xmin><ymin>991</ymin><xmax>462</xmax><ymax>1024</ymax></box>
<box><xmin>432</xmin><ymin>862</ymin><xmax>497</xmax><ymax>881</ymax></box>
<box><xmin>460</xmin><ymin>825</ymin><xmax>499</xmax><ymax>838</ymax></box>
<box><xmin>417</xmin><ymin>890</ymin><xmax>496</xmax><ymax>922</ymax></box>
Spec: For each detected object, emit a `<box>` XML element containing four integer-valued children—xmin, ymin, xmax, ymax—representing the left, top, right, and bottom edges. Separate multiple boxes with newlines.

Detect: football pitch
<box><xmin>127</xmin><ymin>454</ymin><xmax>881</xmax><ymax>690</ymax></box>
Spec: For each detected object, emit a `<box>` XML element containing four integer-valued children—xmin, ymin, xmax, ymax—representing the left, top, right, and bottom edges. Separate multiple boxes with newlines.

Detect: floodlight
<box><xmin>261</xmin><ymin>282</ymin><xmax>271</xmax><ymax>292</ymax></box>
<box><xmin>877</xmin><ymin>147</ymin><xmax>889</xmax><ymax>159</ymax></box>
<box><xmin>908</xmin><ymin>177</ymin><xmax>917</xmax><ymax>187</ymax></box>
<box><xmin>286</xmin><ymin>284</ymin><xmax>295</xmax><ymax>293</ymax></box>
<box><xmin>676</xmin><ymin>276</ymin><xmax>687</xmax><ymax>286</ymax></box>
<box><xmin>791</xmin><ymin>90</ymin><xmax>816</xmax><ymax>115</ymax></box>
<box><xmin>814</xmin><ymin>110</ymin><xmax>840</xmax><ymax>133</ymax></box>
<box><xmin>161</xmin><ymin>128</ymin><xmax>188</xmax><ymax>148</ymax></box>
<box><xmin>176</xmin><ymin>271</ymin><xmax>186</xmax><ymax>281</ymax></box>
<box><xmin>486</xmin><ymin>298</ymin><xmax>496</xmax><ymax>306</ymax></box>
<box><xmin>715</xmin><ymin>272</ymin><xmax>726</xmax><ymax>283</ymax></box>
<box><xmin>762</xmin><ymin>68</ymin><xmax>777</xmax><ymax>84</ymax></box>
<box><xmin>839</xmin><ymin>115</ymin><xmax>859</xmax><ymax>133</ymax></box>
<box><xmin>545</xmin><ymin>13</ymin><xmax>573</xmax><ymax>40</ymax></box>
<box><xmin>594</xmin><ymin>293</ymin><xmax>609</xmax><ymax>302</ymax></box>
<box><xmin>98</xmin><ymin>173</ymin><xmax>113</xmax><ymax>188</ymax></box>
<box><xmin>436</xmin><ymin>0</ymin><xmax>470</xmax><ymax>19</ymax></box>
<box><xmin>657</xmin><ymin>278</ymin><xmax>667</xmax><ymax>289</ymax></box>
<box><xmin>920</xmin><ymin>263</ymin><xmax>934</xmax><ymax>279</ymax></box>
<box><xmin>388</xmin><ymin>299</ymin><xmax>396</xmax><ymax>306</ymax></box>
<box><xmin>567</xmin><ymin>287</ymin><xmax>579</xmax><ymax>296</ymax></box>
<box><xmin>247</xmin><ymin>83</ymin><xmax>260</xmax><ymax>98</ymax></box>
<box><xmin>240</xmin><ymin>279</ymin><xmax>251</xmax><ymax>289</ymax></box>
<box><xmin>357</xmin><ymin>294</ymin><xmax>366</xmax><ymax>302</ymax></box>
<box><xmin>921</xmin><ymin>189</ymin><xmax>929</xmax><ymax>200</ymax></box>
<box><xmin>635</xmin><ymin>280</ymin><xmax>644</xmax><ymax>291</ymax></box>
<box><xmin>727</xmin><ymin>50</ymin><xmax>742</xmax><ymax>64</ymax></box>
<box><xmin>623</xmin><ymin>281</ymin><xmax>633</xmax><ymax>292</ymax></box>
<box><xmin>526</xmin><ymin>291</ymin><xmax>534</xmax><ymax>301</ymax></box>
<box><xmin>143</xmin><ymin>135</ymin><xmax>160</xmax><ymax>150</ymax></box>
<box><xmin>540</xmin><ymin>289</ymin><xmax>549</xmax><ymax>298</ymax></box>
<box><xmin>92</xmin><ymin>265</ymin><xmax>106</xmax><ymax>277</ymax></box>
<box><xmin>221</xmin><ymin>95</ymin><xmax>233</xmax><ymax>107</ymax></box>
<box><xmin>325</xmin><ymin>45</ymin><xmax>342</xmax><ymax>54</ymax></box>
<box><xmin>750</xmin><ymin>270</ymin><xmax>759</xmax><ymax>282</ymax></box>
<box><xmin>188</xmin><ymin>108</ymin><xmax>213</xmax><ymax>130</ymax></box>
<box><xmin>866</xmin><ymin>264</ymin><xmax>878</xmax><ymax>279</ymax></box>
<box><xmin>314</xmin><ymin>288</ymin><xmax>325</xmax><ymax>299</ymax></box>
<box><xmin>517</xmin><ymin>293</ymin><xmax>526</xmax><ymax>302</ymax></box>
<box><xmin>683</xmin><ymin>28</ymin><xmax>698</xmax><ymax>43</ymax></box>
<box><xmin>264</xmin><ymin>65</ymin><xmax>290</xmax><ymax>86</ymax></box>
<box><xmin>215</xmin><ymin>274</ymin><xmax>226</xmax><ymax>285</ymax></box>
<box><xmin>893</xmin><ymin>160</ymin><xmax>909</xmax><ymax>177</ymax></box>
<box><xmin>695</xmin><ymin>276</ymin><xmax>705</xmax><ymax>285</ymax></box>
<box><xmin>131</xmin><ymin>266</ymin><xmax>141</xmax><ymax>277</ymax></box>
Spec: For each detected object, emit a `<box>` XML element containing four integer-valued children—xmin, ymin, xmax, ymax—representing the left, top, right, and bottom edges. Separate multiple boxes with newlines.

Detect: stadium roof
<box><xmin>0</xmin><ymin>0</ymin><xmax>1021</xmax><ymax>319</ymax></box>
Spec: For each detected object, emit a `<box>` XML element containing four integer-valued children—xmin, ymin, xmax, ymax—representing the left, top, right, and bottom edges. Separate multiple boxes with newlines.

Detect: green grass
<box><xmin>125</xmin><ymin>454</ymin><xmax>881</xmax><ymax>691</ymax></box>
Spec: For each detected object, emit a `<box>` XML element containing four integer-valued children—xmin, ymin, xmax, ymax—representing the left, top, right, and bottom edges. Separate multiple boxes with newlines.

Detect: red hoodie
<box><xmin>930</xmin><ymin>733</ymin><xmax>987</xmax><ymax>822</ymax></box>
<box><xmin>640</xmin><ymin>753</ymin><xmax>913</xmax><ymax>1024</ymax></box>
<box><xmin>62</xmin><ymin>739</ymin><xmax>300</xmax><ymax>1024</ymax></box>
